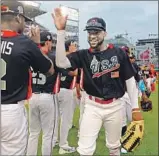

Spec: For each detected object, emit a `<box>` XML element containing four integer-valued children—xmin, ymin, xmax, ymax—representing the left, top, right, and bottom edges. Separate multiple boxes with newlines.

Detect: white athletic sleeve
<box><xmin>126</xmin><ymin>76</ymin><xmax>139</xmax><ymax>109</ymax></box>
<box><xmin>146</xmin><ymin>78</ymin><xmax>151</xmax><ymax>90</ymax></box>
<box><xmin>56</xmin><ymin>30</ymin><xmax>72</xmax><ymax>68</ymax></box>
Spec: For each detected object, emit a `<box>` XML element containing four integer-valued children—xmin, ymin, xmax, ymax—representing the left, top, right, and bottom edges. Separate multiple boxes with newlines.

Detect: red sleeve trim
<box><xmin>26</xmin><ymin>70</ymin><xmax>32</xmax><ymax>100</ymax></box>
<box><xmin>53</xmin><ymin>73</ymin><xmax>61</xmax><ymax>94</ymax></box>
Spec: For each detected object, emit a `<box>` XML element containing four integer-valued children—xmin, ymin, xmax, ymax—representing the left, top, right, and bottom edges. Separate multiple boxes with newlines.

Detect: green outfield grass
<box><xmin>27</xmin><ymin>84</ymin><xmax>158</xmax><ymax>156</ymax></box>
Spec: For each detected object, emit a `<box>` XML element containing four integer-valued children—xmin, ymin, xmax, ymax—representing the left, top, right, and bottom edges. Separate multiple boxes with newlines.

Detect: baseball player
<box><xmin>53</xmin><ymin>40</ymin><xmax>77</xmax><ymax>147</ymax></box>
<box><xmin>27</xmin><ymin>31</ymin><xmax>59</xmax><ymax>156</ymax></box>
<box><xmin>1</xmin><ymin>2</ymin><xmax>54</xmax><ymax>155</ymax></box>
<box><xmin>52</xmin><ymin>8</ymin><xmax>143</xmax><ymax>156</ymax></box>
<box><xmin>65</xmin><ymin>40</ymin><xmax>80</xmax><ymax>120</ymax></box>
<box><xmin>129</xmin><ymin>54</ymin><xmax>141</xmax><ymax>82</ymax></box>
<box><xmin>56</xmin><ymin>40</ymin><xmax>78</xmax><ymax>154</ymax></box>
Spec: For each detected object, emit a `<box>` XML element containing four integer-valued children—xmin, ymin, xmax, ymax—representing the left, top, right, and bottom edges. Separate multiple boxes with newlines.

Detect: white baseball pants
<box><xmin>120</xmin><ymin>92</ymin><xmax>132</xmax><ymax>127</ymax></box>
<box><xmin>57</xmin><ymin>88</ymin><xmax>75</xmax><ymax>148</ymax></box>
<box><xmin>1</xmin><ymin>100</ymin><xmax>28</xmax><ymax>156</ymax></box>
<box><xmin>52</xmin><ymin>94</ymin><xmax>60</xmax><ymax>147</ymax></box>
<box><xmin>79</xmin><ymin>91</ymin><xmax>87</xmax><ymax>128</ymax></box>
<box><xmin>77</xmin><ymin>96</ymin><xmax>123</xmax><ymax>156</ymax></box>
<box><xmin>26</xmin><ymin>93</ymin><xmax>56</xmax><ymax>156</ymax></box>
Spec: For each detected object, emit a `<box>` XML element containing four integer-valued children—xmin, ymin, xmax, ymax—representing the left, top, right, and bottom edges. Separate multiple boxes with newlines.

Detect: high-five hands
<box><xmin>52</xmin><ymin>8</ymin><xmax>68</xmax><ymax>30</ymax></box>
<box><xmin>28</xmin><ymin>25</ymin><xmax>40</xmax><ymax>44</ymax></box>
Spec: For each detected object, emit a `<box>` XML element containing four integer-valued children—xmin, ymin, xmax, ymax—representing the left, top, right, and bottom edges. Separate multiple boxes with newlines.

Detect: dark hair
<box><xmin>146</xmin><ymin>74</ymin><xmax>150</xmax><ymax>79</ymax></box>
<box><xmin>65</xmin><ymin>39</ymin><xmax>75</xmax><ymax>52</ymax></box>
<box><xmin>40</xmin><ymin>42</ymin><xmax>45</xmax><ymax>47</ymax></box>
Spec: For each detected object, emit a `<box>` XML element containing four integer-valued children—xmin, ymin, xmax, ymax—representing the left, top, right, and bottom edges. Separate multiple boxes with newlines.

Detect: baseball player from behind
<box><xmin>52</xmin><ymin>8</ymin><xmax>144</xmax><ymax>156</ymax></box>
<box><xmin>27</xmin><ymin>31</ymin><xmax>58</xmax><ymax>156</ymax></box>
<box><xmin>1</xmin><ymin>2</ymin><xmax>54</xmax><ymax>155</ymax></box>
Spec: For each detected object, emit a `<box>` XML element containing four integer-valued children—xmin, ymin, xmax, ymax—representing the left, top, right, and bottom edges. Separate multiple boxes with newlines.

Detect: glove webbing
<box><xmin>122</xmin><ymin>131</ymin><xmax>141</xmax><ymax>152</ymax></box>
<box><xmin>129</xmin><ymin>137</ymin><xmax>140</xmax><ymax>152</ymax></box>
<box><xmin>122</xmin><ymin>131</ymin><xmax>134</xmax><ymax>145</ymax></box>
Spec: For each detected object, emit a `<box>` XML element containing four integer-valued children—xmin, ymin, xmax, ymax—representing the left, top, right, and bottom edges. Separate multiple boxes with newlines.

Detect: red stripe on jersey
<box><xmin>1</xmin><ymin>30</ymin><xmax>19</xmax><ymax>37</ymax></box>
<box><xmin>70</xmin><ymin>69</ymin><xmax>78</xmax><ymax>89</ymax></box>
<box><xmin>70</xmin><ymin>76</ymin><xmax>77</xmax><ymax>89</ymax></box>
<box><xmin>53</xmin><ymin>73</ymin><xmax>60</xmax><ymax>94</ymax></box>
<box><xmin>80</xmin><ymin>68</ymin><xmax>84</xmax><ymax>90</ymax></box>
<box><xmin>26</xmin><ymin>70</ymin><xmax>32</xmax><ymax>100</ymax></box>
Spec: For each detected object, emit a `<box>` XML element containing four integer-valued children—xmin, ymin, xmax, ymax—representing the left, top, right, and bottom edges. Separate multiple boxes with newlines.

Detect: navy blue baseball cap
<box><xmin>84</xmin><ymin>17</ymin><xmax>106</xmax><ymax>31</ymax></box>
<box><xmin>1</xmin><ymin>1</ymin><xmax>32</xmax><ymax>22</ymax></box>
<box><xmin>40</xmin><ymin>31</ymin><xmax>53</xmax><ymax>43</ymax></box>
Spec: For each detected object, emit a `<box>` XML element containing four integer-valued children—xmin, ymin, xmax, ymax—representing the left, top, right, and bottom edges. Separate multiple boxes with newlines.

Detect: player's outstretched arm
<box><xmin>126</xmin><ymin>77</ymin><xmax>139</xmax><ymax>109</ymax></box>
<box><xmin>52</xmin><ymin>8</ymin><xmax>72</xmax><ymax>68</ymax></box>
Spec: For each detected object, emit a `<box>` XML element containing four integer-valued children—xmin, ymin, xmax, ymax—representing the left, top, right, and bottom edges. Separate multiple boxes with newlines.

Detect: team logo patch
<box><xmin>90</xmin><ymin>55</ymin><xmax>120</xmax><ymax>78</ymax></box>
<box><xmin>17</xmin><ymin>6</ymin><xmax>24</xmax><ymax>14</ymax></box>
<box><xmin>87</xmin><ymin>19</ymin><xmax>102</xmax><ymax>27</ymax></box>
<box><xmin>47</xmin><ymin>35</ymin><xmax>51</xmax><ymax>40</ymax></box>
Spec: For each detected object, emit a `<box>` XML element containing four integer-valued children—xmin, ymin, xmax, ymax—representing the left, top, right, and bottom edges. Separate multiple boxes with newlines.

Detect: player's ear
<box><xmin>45</xmin><ymin>41</ymin><xmax>49</xmax><ymax>46</ymax></box>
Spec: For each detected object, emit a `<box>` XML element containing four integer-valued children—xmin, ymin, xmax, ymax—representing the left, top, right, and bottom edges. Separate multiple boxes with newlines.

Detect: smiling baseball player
<box><xmin>52</xmin><ymin>8</ymin><xmax>144</xmax><ymax>156</ymax></box>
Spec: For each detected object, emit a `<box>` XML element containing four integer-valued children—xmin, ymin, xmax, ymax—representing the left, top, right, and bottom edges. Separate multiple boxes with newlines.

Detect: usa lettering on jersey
<box><xmin>90</xmin><ymin>55</ymin><xmax>120</xmax><ymax>78</ymax></box>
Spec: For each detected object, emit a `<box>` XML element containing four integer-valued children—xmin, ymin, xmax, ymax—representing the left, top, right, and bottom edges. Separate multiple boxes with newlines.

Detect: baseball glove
<box><xmin>120</xmin><ymin>120</ymin><xmax>144</xmax><ymax>152</ymax></box>
<box><xmin>140</xmin><ymin>94</ymin><xmax>152</xmax><ymax>112</ymax></box>
<box><xmin>145</xmin><ymin>90</ymin><xmax>151</xmax><ymax>98</ymax></box>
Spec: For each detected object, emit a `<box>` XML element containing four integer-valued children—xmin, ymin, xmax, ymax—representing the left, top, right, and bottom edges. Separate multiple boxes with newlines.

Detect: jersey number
<box><xmin>32</xmin><ymin>72</ymin><xmax>46</xmax><ymax>85</ymax></box>
<box><xmin>1</xmin><ymin>58</ymin><xmax>7</xmax><ymax>90</ymax></box>
<box><xmin>61</xmin><ymin>76</ymin><xmax>66</xmax><ymax>81</ymax></box>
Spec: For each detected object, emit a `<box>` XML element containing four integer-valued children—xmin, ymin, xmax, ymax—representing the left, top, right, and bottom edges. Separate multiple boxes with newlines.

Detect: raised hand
<box><xmin>28</xmin><ymin>25</ymin><xmax>40</xmax><ymax>44</ymax></box>
<box><xmin>51</xmin><ymin>8</ymin><xmax>68</xmax><ymax>30</ymax></box>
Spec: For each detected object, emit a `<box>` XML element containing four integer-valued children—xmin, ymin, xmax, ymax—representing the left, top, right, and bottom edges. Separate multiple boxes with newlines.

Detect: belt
<box><xmin>1</xmin><ymin>102</ymin><xmax>18</xmax><ymax>105</ymax></box>
<box><xmin>89</xmin><ymin>95</ymin><xmax>116</xmax><ymax>105</ymax></box>
<box><xmin>34</xmin><ymin>92</ymin><xmax>53</xmax><ymax>94</ymax></box>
